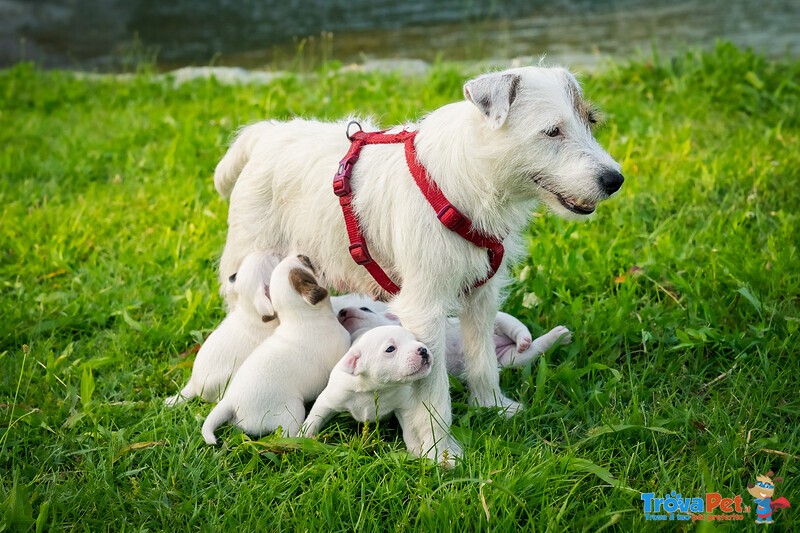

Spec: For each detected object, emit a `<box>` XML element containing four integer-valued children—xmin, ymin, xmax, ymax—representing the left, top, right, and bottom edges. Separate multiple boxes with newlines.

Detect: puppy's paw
<box><xmin>164</xmin><ymin>394</ymin><xmax>185</xmax><ymax>407</ymax></box>
<box><xmin>550</xmin><ymin>325</ymin><xmax>572</xmax><ymax>346</ymax></box>
<box><xmin>532</xmin><ymin>326</ymin><xmax>572</xmax><ymax>353</ymax></box>
<box><xmin>516</xmin><ymin>333</ymin><xmax>532</xmax><ymax>353</ymax></box>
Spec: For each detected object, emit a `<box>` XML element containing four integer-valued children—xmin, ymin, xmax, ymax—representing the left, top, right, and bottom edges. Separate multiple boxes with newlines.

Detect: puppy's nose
<box><xmin>338</xmin><ymin>309</ymin><xmax>348</xmax><ymax>318</ymax></box>
<box><xmin>418</xmin><ymin>346</ymin><xmax>429</xmax><ymax>362</ymax></box>
<box><xmin>598</xmin><ymin>169</ymin><xmax>624</xmax><ymax>195</ymax></box>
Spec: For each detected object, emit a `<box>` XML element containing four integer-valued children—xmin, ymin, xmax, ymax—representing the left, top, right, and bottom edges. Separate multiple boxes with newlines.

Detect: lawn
<box><xmin>1</xmin><ymin>43</ymin><xmax>798</xmax><ymax>530</ymax></box>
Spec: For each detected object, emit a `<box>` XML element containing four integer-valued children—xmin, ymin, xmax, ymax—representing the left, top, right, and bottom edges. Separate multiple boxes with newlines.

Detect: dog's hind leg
<box><xmin>164</xmin><ymin>383</ymin><xmax>196</xmax><ymax>407</ymax></box>
<box><xmin>460</xmin><ymin>281</ymin><xmax>522</xmax><ymax>417</ymax></box>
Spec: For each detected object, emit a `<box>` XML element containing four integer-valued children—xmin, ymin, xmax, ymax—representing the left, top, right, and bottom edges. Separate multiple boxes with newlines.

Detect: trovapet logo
<box><xmin>641</xmin><ymin>471</ymin><xmax>792</xmax><ymax>523</ymax></box>
<box><xmin>641</xmin><ymin>492</ymin><xmax>748</xmax><ymax>522</ymax></box>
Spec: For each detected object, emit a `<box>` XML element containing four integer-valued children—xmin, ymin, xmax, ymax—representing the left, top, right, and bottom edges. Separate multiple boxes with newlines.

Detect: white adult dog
<box><xmin>214</xmin><ymin>66</ymin><xmax>623</xmax><ymax>462</ymax></box>
<box><xmin>335</xmin><ymin>302</ymin><xmax>572</xmax><ymax>377</ymax></box>
<box><xmin>164</xmin><ymin>250</ymin><xmax>280</xmax><ymax>406</ymax></box>
<box><xmin>300</xmin><ymin>325</ymin><xmax>432</xmax><ymax>453</ymax></box>
<box><xmin>202</xmin><ymin>254</ymin><xmax>350</xmax><ymax>444</ymax></box>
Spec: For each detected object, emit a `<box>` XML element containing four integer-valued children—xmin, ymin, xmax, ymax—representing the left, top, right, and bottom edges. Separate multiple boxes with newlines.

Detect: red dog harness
<box><xmin>332</xmin><ymin>122</ymin><xmax>504</xmax><ymax>295</ymax></box>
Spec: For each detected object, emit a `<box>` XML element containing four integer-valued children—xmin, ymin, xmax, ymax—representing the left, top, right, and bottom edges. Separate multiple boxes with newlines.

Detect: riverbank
<box><xmin>1</xmin><ymin>43</ymin><xmax>799</xmax><ymax>530</ymax></box>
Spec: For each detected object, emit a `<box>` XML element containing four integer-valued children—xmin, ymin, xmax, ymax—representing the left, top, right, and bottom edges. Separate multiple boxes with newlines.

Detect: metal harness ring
<box><xmin>346</xmin><ymin>120</ymin><xmax>363</xmax><ymax>141</ymax></box>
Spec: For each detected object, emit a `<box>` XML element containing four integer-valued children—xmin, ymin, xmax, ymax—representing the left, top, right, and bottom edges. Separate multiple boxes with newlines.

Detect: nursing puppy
<box><xmin>215</xmin><ymin>66</ymin><xmax>623</xmax><ymax>462</ymax></box>
<box><xmin>202</xmin><ymin>254</ymin><xmax>350</xmax><ymax>444</ymax></box>
<box><xmin>301</xmin><ymin>325</ymin><xmax>432</xmax><ymax>456</ymax></box>
<box><xmin>337</xmin><ymin>303</ymin><xmax>571</xmax><ymax>377</ymax></box>
<box><xmin>164</xmin><ymin>251</ymin><xmax>280</xmax><ymax>406</ymax></box>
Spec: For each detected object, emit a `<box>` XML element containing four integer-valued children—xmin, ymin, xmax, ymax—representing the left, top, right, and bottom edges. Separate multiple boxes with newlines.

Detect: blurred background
<box><xmin>1</xmin><ymin>0</ymin><xmax>799</xmax><ymax>70</ymax></box>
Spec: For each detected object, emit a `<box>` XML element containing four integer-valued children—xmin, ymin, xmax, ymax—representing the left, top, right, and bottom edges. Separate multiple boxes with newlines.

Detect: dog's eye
<box><xmin>587</xmin><ymin>107</ymin><xmax>602</xmax><ymax>126</ymax></box>
<box><xmin>544</xmin><ymin>126</ymin><xmax>561</xmax><ymax>138</ymax></box>
<box><xmin>359</xmin><ymin>307</ymin><xmax>374</xmax><ymax>313</ymax></box>
<box><xmin>385</xmin><ymin>346</ymin><xmax>395</xmax><ymax>353</ymax></box>
<box><xmin>228</xmin><ymin>273</ymin><xmax>237</xmax><ymax>283</ymax></box>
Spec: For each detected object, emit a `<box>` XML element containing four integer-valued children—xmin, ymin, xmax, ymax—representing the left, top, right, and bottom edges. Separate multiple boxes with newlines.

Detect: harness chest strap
<box><xmin>332</xmin><ymin>127</ymin><xmax>504</xmax><ymax>295</ymax></box>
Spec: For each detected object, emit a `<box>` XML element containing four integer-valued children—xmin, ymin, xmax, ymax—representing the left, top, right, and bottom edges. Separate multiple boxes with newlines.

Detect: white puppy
<box><xmin>301</xmin><ymin>325</ymin><xmax>432</xmax><ymax>455</ymax></box>
<box><xmin>215</xmin><ymin>66</ymin><xmax>622</xmax><ymax>462</ymax></box>
<box><xmin>164</xmin><ymin>251</ymin><xmax>280</xmax><ymax>406</ymax></box>
<box><xmin>202</xmin><ymin>254</ymin><xmax>350</xmax><ymax>444</ymax></box>
<box><xmin>336</xmin><ymin>302</ymin><xmax>571</xmax><ymax>377</ymax></box>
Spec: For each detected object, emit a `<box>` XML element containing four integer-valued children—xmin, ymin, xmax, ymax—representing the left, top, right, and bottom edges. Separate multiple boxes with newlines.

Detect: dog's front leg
<box><xmin>390</xmin><ymin>291</ymin><xmax>460</xmax><ymax>466</ymax></box>
<box><xmin>460</xmin><ymin>281</ymin><xmax>522</xmax><ymax>417</ymax></box>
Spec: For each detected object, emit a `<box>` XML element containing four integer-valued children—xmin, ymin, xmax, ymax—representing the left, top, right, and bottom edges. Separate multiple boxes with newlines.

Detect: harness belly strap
<box><xmin>332</xmin><ymin>125</ymin><xmax>505</xmax><ymax>295</ymax></box>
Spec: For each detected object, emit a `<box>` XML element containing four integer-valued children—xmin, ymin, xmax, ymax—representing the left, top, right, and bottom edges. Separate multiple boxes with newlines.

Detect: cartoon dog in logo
<box><xmin>747</xmin><ymin>471</ymin><xmax>791</xmax><ymax>524</ymax></box>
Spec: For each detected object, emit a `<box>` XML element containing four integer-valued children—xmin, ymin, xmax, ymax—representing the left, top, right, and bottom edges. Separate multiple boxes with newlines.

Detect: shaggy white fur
<box><xmin>213</xmin><ymin>66</ymin><xmax>622</xmax><ymax>463</ymax></box>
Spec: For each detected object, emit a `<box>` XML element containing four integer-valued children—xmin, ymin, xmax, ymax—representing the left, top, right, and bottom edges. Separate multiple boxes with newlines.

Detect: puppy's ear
<box><xmin>289</xmin><ymin>268</ymin><xmax>329</xmax><ymax>306</ymax></box>
<box><xmin>382</xmin><ymin>312</ymin><xmax>399</xmax><ymax>323</ymax></box>
<box><xmin>341</xmin><ymin>349</ymin><xmax>362</xmax><ymax>375</ymax></box>
<box><xmin>254</xmin><ymin>283</ymin><xmax>276</xmax><ymax>321</ymax></box>
<box><xmin>463</xmin><ymin>72</ymin><xmax>520</xmax><ymax>130</ymax></box>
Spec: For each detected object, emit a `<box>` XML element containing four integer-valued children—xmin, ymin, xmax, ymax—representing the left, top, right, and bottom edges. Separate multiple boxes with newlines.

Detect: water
<box><xmin>1</xmin><ymin>0</ymin><xmax>798</xmax><ymax>70</ymax></box>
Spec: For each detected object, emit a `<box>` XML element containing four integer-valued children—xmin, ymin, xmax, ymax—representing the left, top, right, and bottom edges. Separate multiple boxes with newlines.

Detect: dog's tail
<box><xmin>213</xmin><ymin>121</ymin><xmax>274</xmax><ymax>198</ymax></box>
<box><xmin>201</xmin><ymin>402</ymin><xmax>234</xmax><ymax>445</ymax></box>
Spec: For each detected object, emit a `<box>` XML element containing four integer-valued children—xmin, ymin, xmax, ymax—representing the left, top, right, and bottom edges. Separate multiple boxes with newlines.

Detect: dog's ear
<box><xmin>382</xmin><ymin>311</ymin><xmax>399</xmax><ymax>323</ymax></box>
<box><xmin>463</xmin><ymin>72</ymin><xmax>520</xmax><ymax>130</ymax></box>
<box><xmin>289</xmin><ymin>268</ymin><xmax>329</xmax><ymax>306</ymax></box>
<box><xmin>254</xmin><ymin>283</ymin><xmax>276</xmax><ymax>321</ymax></box>
<box><xmin>341</xmin><ymin>349</ymin><xmax>362</xmax><ymax>375</ymax></box>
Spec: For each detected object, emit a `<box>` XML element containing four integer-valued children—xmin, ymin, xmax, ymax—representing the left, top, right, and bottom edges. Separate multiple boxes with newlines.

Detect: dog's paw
<box><xmin>470</xmin><ymin>394</ymin><xmax>523</xmax><ymax>418</ymax></box>
<box><xmin>533</xmin><ymin>326</ymin><xmax>572</xmax><ymax>353</ymax></box>
<box><xmin>516</xmin><ymin>333</ymin><xmax>532</xmax><ymax>353</ymax></box>
<box><xmin>164</xmin><ymin>394</ymin><xmax>185</xmax><ymax>407</ymax></box>
<box><xmin>551</xmin><ymin>325</ymin><xmax>572</xmax><ymax>346</ymax></box>
<box><xmin>436</xmin><ymin>438</ymin><xmax>462</xmax><ymax>469</ymax></box>
<box><xmin>499</xmin><ymin>398</ymin><xmax>523</xmax><ymax>418</ymax></box>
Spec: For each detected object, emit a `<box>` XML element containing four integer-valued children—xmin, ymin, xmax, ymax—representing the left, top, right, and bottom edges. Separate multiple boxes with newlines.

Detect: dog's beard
<box><xmin>530</xmin><ymin>173</ymin><xmax>598</xmax><ymax>216</ymax></box>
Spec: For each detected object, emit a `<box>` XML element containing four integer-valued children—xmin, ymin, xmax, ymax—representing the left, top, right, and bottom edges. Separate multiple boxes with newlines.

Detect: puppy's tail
<box><xmin>213</xmin><ymin>121</ymin><xmax>273</xmax><ymax>198</ymax></box>
<box><xmin>202</xmin><ymin>402</ymin><xmax>234</xmax><ymax>445</ymax></box>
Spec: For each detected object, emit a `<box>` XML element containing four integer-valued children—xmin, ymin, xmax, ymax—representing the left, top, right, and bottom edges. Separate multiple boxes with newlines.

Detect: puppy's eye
<box><xmin>359</xmin><ymin>307</ymin><xmax>374</xmax><ymax>313</ymax></box>
<box><xmin>228</xmin><ymin>273</ymin><xmax>237</xmax><ymax>283</ymax></box>
<box><xmin>544</xmin><ymin>126</ymin><xmax>561</xmax><ymax>138</ymax></box>
<box><xmin>385</xmin><ymin>346</ymin><xmax>395</xmax><ymax>353</ymax></box>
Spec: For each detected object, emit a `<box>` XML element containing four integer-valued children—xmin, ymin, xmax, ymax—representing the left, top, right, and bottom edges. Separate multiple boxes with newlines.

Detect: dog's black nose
<box><xmin>599</xmin><ymin>169</ymin><xmax>624</xmax><ymax>195</ymax></box>
<box><xmin>338</xmin><ymin>309</ymin><xmax>348</xmax><ymax>318</ymax></box>
<box><xmin>418</xmin><ymin>347</ymin><xmax>429</xmax><ymax>361</ymax></box>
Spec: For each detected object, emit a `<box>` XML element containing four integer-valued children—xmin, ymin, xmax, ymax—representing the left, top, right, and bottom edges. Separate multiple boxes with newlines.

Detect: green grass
<box><xmin>1</xmin><ymin>42</ymin><xmax>799</xmax><ymax>530</ymax></box>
